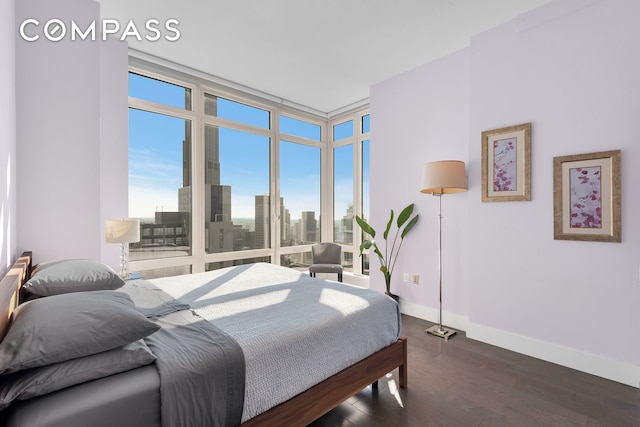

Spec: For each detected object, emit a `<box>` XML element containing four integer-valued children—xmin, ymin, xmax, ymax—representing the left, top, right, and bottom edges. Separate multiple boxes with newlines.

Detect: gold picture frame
<box><xmin>553</xmin><ymin>150</ymin><xmax>621</xmax><ymax>242</ymax></box>
<box><xmin>481</xmin><ymin>123</ymin><xmax>531</xmax><ymax>202</ymax></box>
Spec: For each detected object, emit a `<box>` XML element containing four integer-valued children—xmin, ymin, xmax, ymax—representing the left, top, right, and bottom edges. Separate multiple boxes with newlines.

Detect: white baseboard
<box><xmin>399</xmin><ymin>302</ymin><xmax>640</xmax><ymax>388</ymax></box>
<box><xmin>467</xmin><ymin>323</ymin><xmax>640</xmax><ymax>388</ymax></box>
<box><xmin>399</xmin><ymin>300</ymin><xmax>469</xmax><ymax>332</ymax></box>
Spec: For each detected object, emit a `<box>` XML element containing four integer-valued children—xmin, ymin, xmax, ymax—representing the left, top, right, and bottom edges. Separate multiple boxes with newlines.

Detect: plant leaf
<box><xmin>401</xmin><ymin>215</ymin><xmax>419</xmax><ymax>238</ymax></box>
<box><xmin>358</xmin><ymin>239</ymin><xmax>372</xmax><ymax>255</ymax></box>
<box><xmin>383</xmin><ymin>210</ymin><xmax>394</xmax><ymax>240</ymax></box>
<box><xmin>397</xmin><ymin>203</ymin><xmax>415</xmax><ymax>227</ymax></box>
<box><xmin>355</xmin><ymin>215</ymin><xmax>375</xmax><ymax>238</ymax></box>
<box><xmin>373</xmin><ymin>245</ymin><xmax>384</xmax><ymax>261</ymax></box>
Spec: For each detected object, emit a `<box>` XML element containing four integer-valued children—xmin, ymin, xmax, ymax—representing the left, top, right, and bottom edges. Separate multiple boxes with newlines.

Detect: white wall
<box><xmin>370</xmin><ymin>48</ymin><xmax>471</xmax><ymax>325</ymax></box>
<box><xmin>0</xmin><ymin>0</ymin><xmax>16</xmax><ymax>274</ymax></box>
<box><xmin>15</xmin><ymin>0</ymin><xmax>128</xmax><ymax>267</ymax></box>
<box><xmin>371</xmin><ymin>0</ymin><xmax>640</xmax><ymax>387</ymax></box>
<box><xmin>99</xmin><ymin>34</ymin><xmax>130</xmax><ymax>266</ymax></box>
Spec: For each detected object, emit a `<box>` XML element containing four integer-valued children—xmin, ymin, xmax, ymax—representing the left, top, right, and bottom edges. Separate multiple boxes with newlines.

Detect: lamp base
<box><xmin>425</xmin><ymin>325</ymin><xmax>456</xmax><ymax>341</ymax></box>
<box><xmin>118</xmin><ymin>243</ymin><xmax>129</xmax><ymax>280</ymax></box>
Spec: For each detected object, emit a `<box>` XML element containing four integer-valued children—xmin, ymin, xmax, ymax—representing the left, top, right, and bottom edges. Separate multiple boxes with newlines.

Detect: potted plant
<box><xmin>356</xmin><ymin>203</ymin><xmax>419</xmax><ymax>300</ymax></box>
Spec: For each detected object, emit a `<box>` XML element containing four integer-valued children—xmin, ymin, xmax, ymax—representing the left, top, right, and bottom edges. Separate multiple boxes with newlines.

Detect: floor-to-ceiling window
<box><xmin>128</xmin><ymin>66</ymin><xmax>368</xmax><ymax>279</ymax></box>
<box><xmin>201</xmin><ymin>94</ymin><xmax>273</xmax><ymax>271</ymax></box>
<box><xmin>278</xmin><ymin>114</ymin><xmax>323</xmax><ymax>270</ymax></box>
<box><xmin>127</xmin><ymin>72</ymin><xmax>195</xmax><ymax>278</ymax></box>
<box><xmin>360</xmin><ymin>114</ymin><xmax>371</xmax><ymax>275</ymax></box>
<box><xmin>330</xmin><ymin>112</ymin><xmax>370</xmax><ymax>275</ymax></box>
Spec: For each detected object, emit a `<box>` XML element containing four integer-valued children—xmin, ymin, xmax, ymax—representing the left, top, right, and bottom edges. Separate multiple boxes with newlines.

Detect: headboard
<box><xmin>0</xmin><ymin>251</ymin><xmax>32</xmax><ymax>340</ymax></box>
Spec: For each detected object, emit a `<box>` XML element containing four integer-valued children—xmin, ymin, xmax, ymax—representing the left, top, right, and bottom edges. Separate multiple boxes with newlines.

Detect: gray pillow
<box><xmin>0</xmin><ymin>339</ymin><xmax>156</xmax><ymax>410</ymax></box>
<box><xmin>24</xmin><ymin>259</ymin><xmax>125</xmax><ymax>297</ymax></box>
<box><xmin>0</xmin><ymin>291</ymin><xmax>160</xmax><ymax>374</ymax></box>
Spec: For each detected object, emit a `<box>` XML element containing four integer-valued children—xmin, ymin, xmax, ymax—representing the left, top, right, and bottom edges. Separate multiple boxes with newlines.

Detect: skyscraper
<box><xmin>175</xmin><ymin>96</ymin><xmax>233</xmax><ymax>254</ymax></box>
<box><xmin>301</xmin><ymin>211</ymin><xmax>318</xmax><ymax>244</ymax></box>
<box><xmin>255</xmin><ymin>194</ymin><xmax>270</xmax><ymax>249</ymax></box>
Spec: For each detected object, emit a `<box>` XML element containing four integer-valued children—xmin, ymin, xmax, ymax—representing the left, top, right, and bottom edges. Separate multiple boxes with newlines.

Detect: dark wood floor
<box><xmin>309</xmin><ymin>315</ymin><xmax>639</xmax><ymax>427</ymax></box>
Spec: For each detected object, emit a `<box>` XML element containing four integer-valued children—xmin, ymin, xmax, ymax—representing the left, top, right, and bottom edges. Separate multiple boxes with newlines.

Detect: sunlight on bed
<box><xmin>385</xmin><ymin>373</ymin><xmax>404</xmax><ymax>408</ymax></box>
<box><xmin>208</xmin><ymin>289</ymin><xmax>291</xmax><ymax>317</ymax></box>
<box><xmin>319</xmin><ymin>288</ymin><xmax>370</xmax><ymax>315</ymax></box>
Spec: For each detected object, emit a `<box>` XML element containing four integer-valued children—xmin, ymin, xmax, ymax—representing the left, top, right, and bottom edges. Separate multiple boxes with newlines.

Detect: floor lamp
<box><xmin>105</xmin><ymin>219</ymin><xmax>140</xmax><ymax>279</ymax></box>
<box><xmin>420</xmin><ymin>160</ymin><xmax>467</xmax><ymax>340</ymax></box>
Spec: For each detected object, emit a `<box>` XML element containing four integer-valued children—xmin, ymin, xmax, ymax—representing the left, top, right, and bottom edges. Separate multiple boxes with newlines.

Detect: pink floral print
<box><xmin>493</xmin><ymin>137</ymin><xmax>517</xmax><ymax>191</ymax></box>
<box><xmin>570</xmin><ymin>166</ymin><xmax>601</xmax><ymax>228</ymax></box>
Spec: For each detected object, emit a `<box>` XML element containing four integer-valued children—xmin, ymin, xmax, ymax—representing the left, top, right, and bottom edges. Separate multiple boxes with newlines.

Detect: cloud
<box><xmin>129</xmin><ymin>185</ymin><xmax>180</xmax><ymax>218</ymax></box>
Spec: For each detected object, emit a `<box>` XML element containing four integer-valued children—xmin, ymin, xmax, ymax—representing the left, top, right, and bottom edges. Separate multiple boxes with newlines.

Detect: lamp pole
<box><xmin>425</xmin><ymin>192</ymin><xmax>456</xmax><ymax>340</ymax></box>
<box><xmin>420</xmin><ymin>160</ymin><xmax>467</xmax><ymax>341</ymax></box>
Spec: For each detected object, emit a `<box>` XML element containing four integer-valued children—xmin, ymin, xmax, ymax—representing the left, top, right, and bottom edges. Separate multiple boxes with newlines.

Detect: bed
<box><xmin>0</xmin><ymin>252</ymin><xmax>407</xmax><ymax>426</ymax></box>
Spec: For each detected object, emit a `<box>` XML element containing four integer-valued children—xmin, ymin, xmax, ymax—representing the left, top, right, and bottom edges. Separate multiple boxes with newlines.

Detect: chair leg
<box><xmin>338</xmin><ymin>273</ymin><xmax>342</xmax><ymax>282</ymax></box>
<box><xmin>310</xmin><ymin>272</ymin><xmax>315</xmax><ymax>278</ymax></box>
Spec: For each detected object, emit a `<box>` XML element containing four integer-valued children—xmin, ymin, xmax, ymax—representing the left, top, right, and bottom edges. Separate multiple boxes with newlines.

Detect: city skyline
<box><xmin>128</xmin><ymin>73</ymin><xmax>358</xmax><ymax>221</ymax></box>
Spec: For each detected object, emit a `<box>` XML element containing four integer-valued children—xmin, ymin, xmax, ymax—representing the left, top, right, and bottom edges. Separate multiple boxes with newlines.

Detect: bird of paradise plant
<box><xmin>355</xmin><ymin>203</ymin><xmax>419</xmax><ymax>297</ymax></box>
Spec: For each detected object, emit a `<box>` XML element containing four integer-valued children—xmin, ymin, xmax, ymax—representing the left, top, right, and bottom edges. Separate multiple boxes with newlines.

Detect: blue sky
<box><xmin>128</xmin><ymin>73</ymin><xmax>362</xmax><ymax>220</ymax></box>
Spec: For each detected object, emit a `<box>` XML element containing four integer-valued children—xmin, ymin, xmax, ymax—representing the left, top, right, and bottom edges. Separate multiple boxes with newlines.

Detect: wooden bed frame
<box><xmin>242</xmin><ymin>337</ymin><xmax>407</xmax><ymax>426</ymax></box>
<box><xmin>0</xmin><ymin>251</ymin><xmax>31</xmax><ymax>341</ymax></box>
<box><xmin>0</xmin><ymin>251</ymin><xmax>407</xmax><ymax>427</ymax></box>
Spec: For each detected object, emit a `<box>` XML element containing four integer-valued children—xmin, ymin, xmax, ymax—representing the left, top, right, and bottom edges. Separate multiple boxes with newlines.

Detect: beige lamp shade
<box><xmin>421</xmin><ymin>160</ymin><xmax>468</xmax><ymax>195</ymax></box>
<box><xmin>105</xmin><ymin>219</ymin><xmax>140</xmax><ymax>244</ymax></box>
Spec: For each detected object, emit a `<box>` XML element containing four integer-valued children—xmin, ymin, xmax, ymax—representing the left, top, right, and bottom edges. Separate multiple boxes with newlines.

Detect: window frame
<box><xmin>329</xmin><ymin>111</ymin><xmax>370</xmax><ymax>276</ymax></box>
<box><xmin>127</xmin><ymin>64</ymin><xmax>369</xmax><ymax>279</ymax></box>
<box><xmin>127</xmin><ymin>66</ymin><xmax>199</xmax><ymax>274</ymax></box>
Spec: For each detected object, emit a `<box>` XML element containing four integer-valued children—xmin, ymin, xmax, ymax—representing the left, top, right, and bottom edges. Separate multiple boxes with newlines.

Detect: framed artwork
<box><xmin>553</xmin><ymin>150</ymin><xmax>621</xmax><ymax>242</ymax></box>
<box><xmin>481</xmin><ymin>123</ymin><xmax>531</xmax><ymax>202</ymax></box>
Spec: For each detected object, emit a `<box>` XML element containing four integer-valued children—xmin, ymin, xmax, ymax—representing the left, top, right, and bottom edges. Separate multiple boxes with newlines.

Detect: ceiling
<box><xmin>98</xmin><ymin>0</ymin><xmax>551</xmax><ymax>114</ymax></box>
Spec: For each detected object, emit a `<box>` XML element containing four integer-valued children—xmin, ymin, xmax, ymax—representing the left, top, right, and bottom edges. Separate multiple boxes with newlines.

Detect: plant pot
<box><xmin>386</xmin><ymin>292</ymin><xmax>399</xmax><ymax>303</ymax></box>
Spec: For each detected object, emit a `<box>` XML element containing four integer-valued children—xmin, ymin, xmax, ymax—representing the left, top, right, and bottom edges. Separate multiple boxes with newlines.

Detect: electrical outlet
<box><xmin>411</xmin><ymin>274</ymin><xmax>419</xmax><ymax>285</ymax></box>
<box><xmin>403</xmin><ymin>273</ymin><xmax>409</xmax><ymax>284</ymax></box>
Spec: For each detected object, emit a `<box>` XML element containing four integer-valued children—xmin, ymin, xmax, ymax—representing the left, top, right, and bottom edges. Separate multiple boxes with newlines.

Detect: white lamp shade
<box><xmin>421</xmin><ymin>160</ymin><xmax>468</xmax><ymax>195</ymax></box>
<box><xmin>105</xmin><ymin>219</ymin><xmax>140</xmax><ymax>244</ymax></box>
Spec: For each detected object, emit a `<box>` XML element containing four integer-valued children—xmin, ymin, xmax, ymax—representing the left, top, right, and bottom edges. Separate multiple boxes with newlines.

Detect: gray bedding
<box><xmin>2</xmin><ymin>365</ymin><xmax>160</xmax><ymax>427</ymax></box>
<box><xmin>144</xmin><ymin>308</ymin><xmax>244</xmax><ymax>427</ymax></box>
<box><xmin>1</xmin><ymin>262</ymin><xmax>401</xmax><ymax>426</ymax></box>
<box><xmin>123</xmin><ymin>280</ymin><xmax>245</xmax><ymax>427</ymax></box>
<box><xmin>147</xmin><ymin>262</ymin><xmax>402</xmax><ymax>422</ymax></box>
<box><xmin>2</xmin><ymin>285</ymin><xmax>245</xmax><ymax>427</ymax></box>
